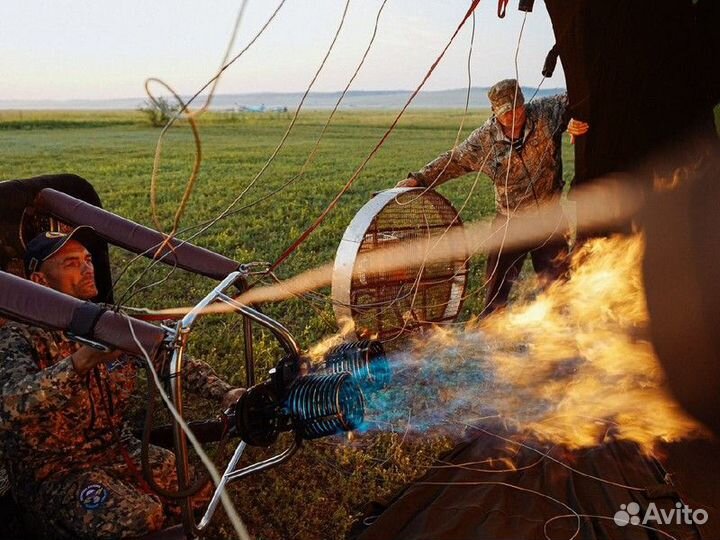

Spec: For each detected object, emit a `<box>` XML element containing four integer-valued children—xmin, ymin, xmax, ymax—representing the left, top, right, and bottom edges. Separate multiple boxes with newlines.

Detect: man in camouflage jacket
<box><xmin>0</xmin><ymin>227</ymin><xmax>244</xmax><ymax>538</ymax></box>
<box><xmin>398</xmin><ymin>79</ymin><xmax>589</xmax><ymax>313</ymax></box>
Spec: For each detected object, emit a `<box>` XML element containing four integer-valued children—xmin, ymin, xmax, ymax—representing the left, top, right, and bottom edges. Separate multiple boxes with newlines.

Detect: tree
<box><xmin>138</xmin><ymin>97</ymin><xmax>179</xmax><ymax>127</ymax></box>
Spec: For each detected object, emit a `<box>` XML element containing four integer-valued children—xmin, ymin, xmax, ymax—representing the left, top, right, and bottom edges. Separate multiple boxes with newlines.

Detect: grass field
<box><xmin>0</xmin><ymin>108</ymin><xmax>578</xmax><ymax>539</ymax></box>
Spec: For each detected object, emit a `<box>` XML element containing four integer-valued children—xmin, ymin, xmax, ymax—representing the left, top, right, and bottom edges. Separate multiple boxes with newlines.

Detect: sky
<box><xmin>0</xmin><ymin>0</ymin><xmax>565</xmax><ymax>102</ymax></box>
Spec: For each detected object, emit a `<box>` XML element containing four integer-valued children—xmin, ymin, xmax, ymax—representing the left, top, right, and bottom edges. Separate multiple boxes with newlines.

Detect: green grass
<box><xmin>0</xmin><ymin>108</ymin><xmax>578</xmax><ymax>539</ymax></box>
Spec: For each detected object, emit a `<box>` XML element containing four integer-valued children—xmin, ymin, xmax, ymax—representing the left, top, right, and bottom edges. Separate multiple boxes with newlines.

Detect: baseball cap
<box><xmin>488</xmin><ymin>79</ymin><xmax>525</xmax><ymax>117</ymax></box>
<box><xmin>24</xmin><ymin>226</ymin><xmax>97</xmax><ymax>274</ymax></box>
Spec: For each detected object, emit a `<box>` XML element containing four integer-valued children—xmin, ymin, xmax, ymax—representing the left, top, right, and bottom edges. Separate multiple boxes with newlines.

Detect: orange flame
<box><xmin>404</xmin><ymin>234</ymin><xmax>705</xmax><ymax>452</ymax></box>
<box><xmin>306</xmin><ymin>317</ymin><xmax>357</xmax><ymax>365</ymax></box>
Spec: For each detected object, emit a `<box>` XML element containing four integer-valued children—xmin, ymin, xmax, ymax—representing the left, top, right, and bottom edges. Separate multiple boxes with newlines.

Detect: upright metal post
<box><xmin>239</xmin><ymin>277</ymin><xmax>255</xmax><ymax>388</ymax></box>
<box><xmin>170</xmin><ymin>272</ymin><xmax>244</xmax><ymax>537</ymax></box>
<box><xmin>166</xmin><ymin>271</ymin><xmax>302</xmax><ymax>537</ymax></box>
<box><xmin>169</xmin><ymin>339</ymin><xmax>198</xmax><ymax>536</ymax></box>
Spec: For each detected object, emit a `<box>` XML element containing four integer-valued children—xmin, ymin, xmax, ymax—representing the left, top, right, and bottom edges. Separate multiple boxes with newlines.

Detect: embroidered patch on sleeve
<box><xmin>78</xmin><ymin>483</ymin><xmax>109</xmax><ymax>510</ymax></box>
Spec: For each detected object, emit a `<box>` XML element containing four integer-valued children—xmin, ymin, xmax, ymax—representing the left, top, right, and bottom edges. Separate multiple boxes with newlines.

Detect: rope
<box><xmin>265</xmin><ymin>0</ymin><xmax>484</xmax><ymax>276</ymax></box>
<box><xmin>497</xmin><ymin>0</ymin><xmax>509</xmax><ymax>18</ymax></box>
<box><xmin>113</xmin><ymin>0</ymin><xmax>349</xmax><ymax>305</ymax></box>
<box><xmin>126</xmin><ymin>317</ymin><xmax>250</xmax><ymax>540</ymax></box>
<box><xmin>147</xmin><ymin>0</ymin><xmax>248</xmax><ymax>239</ymax></box>
<box><xmin>111</xmin><ymin>0</ymin><xmax>287</xmax><ymax>300</ymax></box>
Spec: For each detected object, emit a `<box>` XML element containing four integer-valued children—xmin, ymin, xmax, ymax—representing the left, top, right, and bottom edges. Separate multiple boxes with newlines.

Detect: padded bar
<box><xmin>68</xmin><ymin>301</ymin><xmax>106</xmax><ymax>338</ymax></box>
<box><xmin>0</xmin><ymin>271</ymin><xmax>166</xmax><ymax>357</ymax></box>
<box><xmin>36</xmin><ymin>188</ymin><xmax>240</xmax><ymax>281</ymax></box>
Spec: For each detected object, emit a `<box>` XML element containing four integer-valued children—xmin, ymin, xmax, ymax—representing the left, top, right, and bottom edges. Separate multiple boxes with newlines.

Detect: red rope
<box><xmin>497</xmin><ymin>0</ymin><xmax>509</xmax><ymax>18</ymax></box>
<box><xmin>266</xmin><ymin>0</ymin><xmax>482</xmax><ymax>275</ymax></box>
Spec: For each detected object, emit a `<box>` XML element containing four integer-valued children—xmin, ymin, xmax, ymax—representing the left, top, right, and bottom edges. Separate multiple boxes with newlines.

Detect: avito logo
<box><xmin>614</xmin><ymin>501</ymin><xmax>708</xmax><ymax>527</ymax></box>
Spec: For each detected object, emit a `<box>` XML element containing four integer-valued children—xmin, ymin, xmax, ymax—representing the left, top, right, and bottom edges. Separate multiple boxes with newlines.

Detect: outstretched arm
<box><xmin>542</xmin><ymin>93</ymin><xmax>589</xmax><ymax>144</ymax></box>
<box><xmin>397</xmin><ymin>123</ymin><xmax>492</xmax><ymax>188</ymax></box>
<box><xmin>0</xmin><ymin>326</ymin><xmax>85</xmax><ymax>424</ymax></box>
<box><xmin>181</xmin><ymin>356</ymin><xmax>244</xmax><ymax>406</ymax></box>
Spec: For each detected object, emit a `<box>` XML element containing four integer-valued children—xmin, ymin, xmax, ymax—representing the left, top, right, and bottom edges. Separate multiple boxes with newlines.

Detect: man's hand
<box><xmin>395</xmin><ymin>177</ymin><xmax>420</xmax><ymax>188</ymax></box>
<box><xmin>221</xmin><ymin>387</ymin><xmax>246</xmax><ymax>411</ymax></box>
<box><xmin>70</xmin><ymin>346</ymin><xmax>122</xmax><ymax>376</ymax></box>
<box><xmin>567</xmin><ymin>118</ymin><xmax>590</xmax><ymax>144</ymax></box>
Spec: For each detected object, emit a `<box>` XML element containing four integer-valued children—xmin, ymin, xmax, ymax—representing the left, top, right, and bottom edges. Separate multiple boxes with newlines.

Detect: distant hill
<box><xmin>0</xmin><ymin>87</ymin><xmax>565</xmax><ymax>111</ymax></box>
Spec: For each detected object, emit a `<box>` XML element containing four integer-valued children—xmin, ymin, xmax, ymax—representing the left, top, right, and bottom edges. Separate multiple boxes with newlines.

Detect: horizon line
<box><xmin>0</xmin><ymin>86</ymin><xmax>567</xmax><ymax>104</ymax></box>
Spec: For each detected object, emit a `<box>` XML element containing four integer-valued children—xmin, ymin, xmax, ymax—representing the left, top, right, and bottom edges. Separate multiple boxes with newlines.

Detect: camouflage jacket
<box><xmin>0</xmin><ymin>322</ymin><xmax>232</xmax><ymax>486</ymax></box>
<box><xmin>410</xmin><ymin>94</ymin><xmax>570</xmax><ymax>215</ymax></box>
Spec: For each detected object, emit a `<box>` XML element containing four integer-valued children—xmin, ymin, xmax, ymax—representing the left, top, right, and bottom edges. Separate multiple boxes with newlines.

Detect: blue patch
<box><xmin>106</xmin><ymin>357</ymin><xmax>125</xmax><ymax>372</ymax></box>
<box><xmin>108</xmin><ymin>355</ymin><xmax>143</xmax><ymax>372</ymax></box>
<box><xmin>79</xmin><ymin>483</ymin><xmax>109</xmax><ymax>510</ymax></box>
<box><xmin>106</xmin><ymin>355</ymin><xmax>131</xmax><ymax>372</ymax></box>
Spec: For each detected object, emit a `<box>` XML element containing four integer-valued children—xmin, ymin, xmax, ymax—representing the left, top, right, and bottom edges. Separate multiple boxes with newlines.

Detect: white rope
<box><xmin>125</xmin><ymin>316</ymin><xmax>250</xmax><ymax>540</ymax></box>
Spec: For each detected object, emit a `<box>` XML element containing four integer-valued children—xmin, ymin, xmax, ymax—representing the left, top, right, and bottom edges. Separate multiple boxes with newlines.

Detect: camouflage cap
<box><xmin>488</xmin><ymin>79</ymin><xmax>525</xmax><ymax>117</ymax></box>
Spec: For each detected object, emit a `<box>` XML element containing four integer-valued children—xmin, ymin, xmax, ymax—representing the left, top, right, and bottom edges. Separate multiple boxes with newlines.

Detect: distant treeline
<box><xmin>0</xmin><ymin>87</ymin><xmax>566</xmax><ymax>112</ymax></box>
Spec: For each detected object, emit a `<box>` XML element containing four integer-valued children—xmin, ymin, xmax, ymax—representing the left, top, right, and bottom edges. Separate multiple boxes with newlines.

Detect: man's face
<box><xmin>31</xmin><ymin>240</ymin><xmax>98</xmax><ymax>299</ymax></box>
<box><xmin>496</xmin><ymin>104</ymin><xmax>526</xmax><ymax>131</ymax></box>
